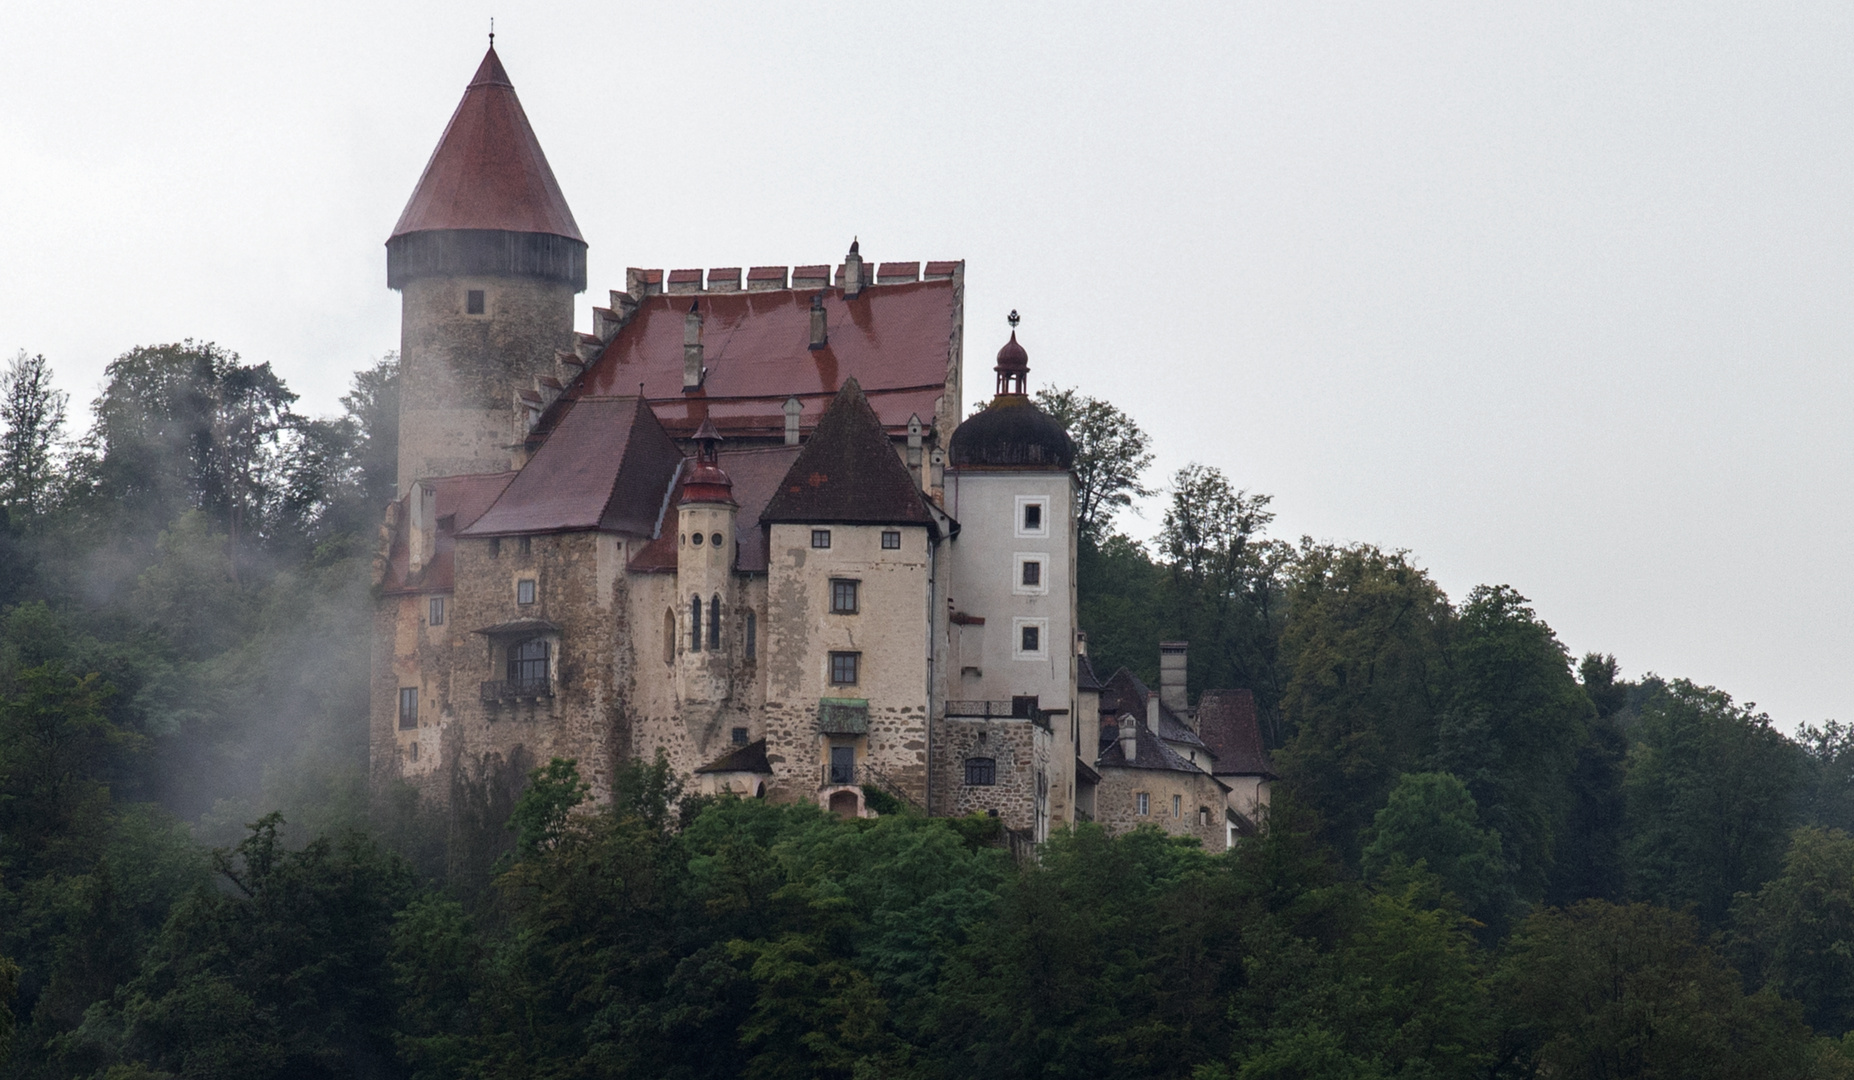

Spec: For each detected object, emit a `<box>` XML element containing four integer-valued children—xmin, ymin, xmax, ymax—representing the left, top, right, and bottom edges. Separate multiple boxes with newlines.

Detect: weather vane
<box><xmin>489</xmin><ymin>17</ymin><xmax>495</xmax><ymax>46</ymax></box>
<box><xmin>1007</xmin><ymin>310</ymin><xmax>1020</xmax><ymax>329</ymax></box>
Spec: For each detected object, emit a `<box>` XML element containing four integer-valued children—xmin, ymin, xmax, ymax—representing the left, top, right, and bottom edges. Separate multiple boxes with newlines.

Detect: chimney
<box><xmin>1160</xmin><ymin>641</ymin><xmax>1189</xmax><ymax>717</ymax></box>
<box><xmin>683</xmin><ymin>300</ymin><xmax>704</xmax><ymax>391</ymax></box>
<box><xmin>840</xmin><ymin>238</ymin><xmax>865</xmax><ymax>299</ymax></box>
<box><xmin>783</xmin><ymin>396</ymin><xmax>802</xmax><ymax>445</ymax></box>
<box><xmin>808</xmin><ymin>294</ymin><xmax>828</xmax><ymax>350</ymax></box>
<box><xmin>1118</xmin><ymin>713</ymin><xmax>1137</xmax><ymax>762</ymax></box>
<box><xmin>906</xmin><ymin>413</ymin><xmax>924</xmax><ymax>486</ymax></box>
<box><xmin>408</xmin><ymin>481</ymin><xmax>437</xmax><ymax>576</ymax></box>
<box><xmin>1147</xmin><ymin>691</ymin><xmax>1161</xmax><ymax>733</ymax></box>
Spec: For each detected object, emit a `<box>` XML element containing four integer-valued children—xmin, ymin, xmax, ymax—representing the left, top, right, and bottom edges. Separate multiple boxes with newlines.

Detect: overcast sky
<box><xmin>5</xmin><ymin>2</ymin><xmax>1851</xmax><ymax>726</ymax></box>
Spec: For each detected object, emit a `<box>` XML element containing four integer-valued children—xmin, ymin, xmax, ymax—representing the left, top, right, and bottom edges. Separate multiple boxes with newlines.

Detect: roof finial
<box><xmin>489</xmin><ymin>17</ymin><xmax>495</xmax><ymax>47</ymax></box>
<box><xmin>1007</xmin><ymin>309</ymin><xmax>1020</xmax><ymax>329</ymax></box>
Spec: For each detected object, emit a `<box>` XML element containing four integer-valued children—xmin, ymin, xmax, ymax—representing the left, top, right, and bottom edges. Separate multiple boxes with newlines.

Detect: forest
<box><xmin>5</xmin><ymin>342</ymin><xmax>1854</xmax><ymax>1079</ymax></box>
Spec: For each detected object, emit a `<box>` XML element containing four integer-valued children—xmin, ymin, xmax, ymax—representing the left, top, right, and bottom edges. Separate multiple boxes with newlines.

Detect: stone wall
<box><xmin>1094</xmin><ymin>766</ymin><xmax>1230</xmax><ymax>851</ymax></box>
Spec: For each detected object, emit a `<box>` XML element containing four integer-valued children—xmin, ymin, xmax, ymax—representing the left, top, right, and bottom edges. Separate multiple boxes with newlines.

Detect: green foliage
<box><xmin>0</xmin><ymin>352</ymin><xmax>67</xmax><ymax>519</ymax></box>
<box><xmin>1495</xmin><ymin>901</ymin><xmax>1823</xmax><ymax>1080</ymax></box>
<box><xmin>506</xmin><ymin>756</ymin><xmax>590</xmax><ymax>857</ymax></box>
<box><xmin>1361</xmin><ymin>772</ymin><xmax>1511</xmax><ymax>928</ymax></box>
<box><xmin>1733</xmin><ymin>827</ymin><xmax>1854</xmax><ymax>1036</ymax></box>
<box><xmin>0</xmin><ymin>663</ymin><xmax>138</xmax><ymax>884</ymax></box>
<box><xmin>1625</xmin><ymin>680</ymin><xmax>1802</xmax><ymax>927</ymax></box>
<box><xmin>0</xmin><ymin>953</ymin><xmax>16</xmax><ymax>1068</ymax></box>
<box><xmin>1034</xmin><ymin>386</ymin><xmax>1153</xmax><ymax>542</ymax></box>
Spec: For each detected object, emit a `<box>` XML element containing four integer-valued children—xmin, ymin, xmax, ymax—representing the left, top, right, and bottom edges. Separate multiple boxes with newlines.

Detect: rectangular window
<box><xmin>1013</xmin><ymin>617</ymin><xmax>1049</xmax><ymax>660</ymax></box>
<box><xmin>811</xmin><ymin>529</ymin><xmax>831</xmax><ymax>549</ymax></box>
<box><xmin>1021</xmin><ymin>560</ymin><xmax>1041</xmax><ymax>587</ymax></box>
<box><xmin>429</xmin><ymin>596</ymin><xmax>445</xmax><ymax>626</ymax></box>
<box><xmin>1016</xmin><ymin>496</ymin><xmax>1049</xmax><ymax>537</ymax></box>
<box><xmin>1021</xmin><ymin>624</ymin><xmax>1040</xmax><ymax>653</ymax></box>
<box><xmin>489</xmin><ymin>537</ymin><xmax>500</xmax><ymax>559</ymax></box>
<box><xmin>519</xmin><ymin>536</ymin><xmax>532</xmax><ymax>555</ymax></box>
<box><xmin>830</xmin><ymin>578</ymin><xmax>859</xmax><ymax>614</ymax></box>
<box><xmin>1199</xmin><ymin>806</ymin><xmax>1211</xmax><ymax>827</ymax></box>
<box><xmin>398</xmin><ymin>687</ymin><xmax>418</xmax><ymax>730</ymax></box>
<box><xmin>881</xmin><ymin>530</ymin><xmax>901</xmax><ymax>549</ymax></box>
<box><xmin>965</xmin><ymin>757</ymin><xmax>996</xmax><ymax>786</ymax></box>
<box><xmin>1011</xmin><ymin>695</ymin><xmax>1039</xmax><ymax>719</ymax></box>
<box><xmin>732</xmin><ymin>726</ymin><xmax>749</xmax><ymax>746</ymax></box>
<box><xmin>517</xmin><ymin>579</ymin><xmax>536</xmax><ymax>605</ymax></box>
<box><xmin>829</xmin><ymin>745</ymin><xmax>856</xmax><ymax>785</ymax></box>
<box><xmin>1023</xmin><ymin>503</ymin><xmax>1042</xmax><ymax>532</ymax></box>
<box><xmin>1137</xmin><ymin>792</ymin><xmax>1149</xmax><ymax>816</ymax></box>
<box><xmin>745</xmin><ymin>610</ymin><xmax>757</xmax><ymax>659</ymax></box>
<box><xmin>1173</xmin><ymin>794</ymin><xmax>1182</xmax><ymax>818</ymax></box>
<box><xmin>466</xmin><ymin>289</ymin><xmax>485</xmax><ymax>314</ymax></box>
<box><xmin>829</xmin><ymin>651</ymin><xmax>860</xmax><ymax>686</ymax></box>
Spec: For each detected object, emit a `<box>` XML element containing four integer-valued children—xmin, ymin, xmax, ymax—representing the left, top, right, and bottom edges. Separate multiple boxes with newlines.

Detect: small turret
<box><xmin>947</xmin><ymin>314</ymin><xmax>1074</xmax><ymax>471</ymax></box>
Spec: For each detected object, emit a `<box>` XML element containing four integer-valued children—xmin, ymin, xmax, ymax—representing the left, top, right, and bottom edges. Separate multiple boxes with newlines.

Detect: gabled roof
<box><xmin>390</xmin><ymin>47</ymin><xmax>583</xmax><ymax>241</ymax></box>
<box><xmin>762</xmin><ymin>379</ymin><xmax>935</xmax><ymax>527</ymax></box>
<box><xmin>460</xmin><ymin>397</ymin><xmax>683</xmax><ymax>537</ymax></box>
<box><xmin>567</xmin><ymin>280</ymin><xmax>959</xmax><ymax>438</ymax></box>
<box><xmin>379</xmin><ymin>471</ymin><xmax>516</xmax><ymax>594</ymax></box>
<box><xmin>1099</xmin><ymin>668</ymin><xmax>1210</xmax><ymax>755</ymax></box>
<box><xmin>695</xmin><ymin>739</ymin><xmax>773</xmax><ymax>775</ymax></box>
<box><xmin>627</xmin><ymin>445</ymin><xmax>804</xmax><ymax>574</ymax></box>
<box><xmin>1097</xmin><ymin>716</ymin><xmax>1228</xmax><ymax>786</ymax></box>
<box><xmin>1196</xmin><ymin>689</ymin><xmax>1277</xmax><ymax>779</ymax></box>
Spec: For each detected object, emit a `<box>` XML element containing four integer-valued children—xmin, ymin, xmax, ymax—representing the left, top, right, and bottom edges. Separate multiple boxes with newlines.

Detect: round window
<box><xmin>692</xmin><ymin>533</ymin><xmax>704</xmax><ymax>546</ymax></box>
<box><xmin>711</xmin><ymin>532</ymin><xmax>724</xmax><ymax>547</ymax></box>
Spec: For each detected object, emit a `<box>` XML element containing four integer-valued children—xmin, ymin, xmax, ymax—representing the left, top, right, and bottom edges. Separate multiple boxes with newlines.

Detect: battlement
<box><xmin>624</xmin><ymin>257</ymin><xmax>960</xmax><ymax>299</ymax></box>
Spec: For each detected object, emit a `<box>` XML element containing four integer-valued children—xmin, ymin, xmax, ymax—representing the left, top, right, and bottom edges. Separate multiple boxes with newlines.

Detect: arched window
<box><xmin>663</xmin><ymin>608</ymin><xmax>676</xmax><ymax>663</ymax></box>
<box><xmin>708</xmin><ymin>595</ymin><xmax>721</xmax><ymax>650</ymax></box>
<box><xmin>745</xmin><ymin>610</ymin><xmax>757</xmax><ymax>660</ymax></box>
<box><xmin>689</xmin><ymin>595</ymin><xmax>702</xmax><ymax>652</ymax></box>
<box><xmin>508</xmin><ymin>638</ymin><xmax>548</xmax><ymax>687</ymax></box>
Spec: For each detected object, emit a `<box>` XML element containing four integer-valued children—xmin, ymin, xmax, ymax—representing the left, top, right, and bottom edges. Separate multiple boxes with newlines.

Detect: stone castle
<box><xmin>371</xmin><ymin>45</ymin><xmax>1274</xmax><ymax>849</ymax></box>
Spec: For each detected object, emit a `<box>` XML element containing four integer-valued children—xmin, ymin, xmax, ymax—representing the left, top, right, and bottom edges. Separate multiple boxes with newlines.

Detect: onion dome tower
<box><xmin>948</xmin><ymin>314</ymin><xmax>1074</xmax><ymax>470</ymax></box>
<box><xmin>677</xmin><ymin>417</ymin><xmax>738</xmax><ymax>715</ymax></box>
<box><xmin>389</xmin><ymin>44</ymin><xmax>587</xmax><ymax>492</ymax></box>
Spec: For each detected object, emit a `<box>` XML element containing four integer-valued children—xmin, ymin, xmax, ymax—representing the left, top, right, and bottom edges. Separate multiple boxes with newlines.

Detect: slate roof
<box><xmin>1196</xmin><ymin>689</ymin><xmax>1277</xmax><ymax>779</ymax></box>
<box><xmin>1097</xmin><ymin>716</ymin><xmax>1228</xmax><ymax>786</ymax></box>
<box><xmin>390</xmin><ymin>47</ymin><xmax>583</xmax><ymax>241</ymax></box>
<box><xmin>694</xmin><ymin>739</ymin><xmax>773</xmax><ymax>775</ymax></box>
<box><xmin>1098</xmin><ymin>668</ymin><xmax>1211</xmax><ymax>756</ymax></box>
<box><xmin>460</xmin><ymin>397</ymin><xmax>683</xmax><ymax>537</ymax></box>
<box><xmin>762</xmin><ymin>379</ymin><xmax>937</xmax><ymax>527</ymax></box>
<box><xmin>627</xmin><ymin>445</ymin><xmax>804</xmax><ymax>574</ymax></box>
<box><xmin>1078</xmin><ymin>653</ymin><xmax>1103</xmax><ymax>693</ymax></box>
<box><xmin>379</xmin><ymin>470</ymin><xmax>516</xmax><ymax>594</ymax></box>
<box><xmin>566</xmin><ymin>280</ymin><xmax>959</xmax><ymax>439</ymax></box>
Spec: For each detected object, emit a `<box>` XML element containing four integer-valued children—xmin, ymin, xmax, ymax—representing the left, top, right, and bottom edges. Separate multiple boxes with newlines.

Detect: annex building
<box><xmin>371</xmin><ymin>46</ymin><xmax>1274</xmax><ymax>848</ymax></box>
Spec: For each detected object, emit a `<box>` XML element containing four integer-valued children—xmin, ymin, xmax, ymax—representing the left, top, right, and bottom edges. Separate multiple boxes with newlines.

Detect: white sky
<box><xmin>5</xmin><ymin>3</ymin><xmax>1851</xmax><ymax>727</ymax></box>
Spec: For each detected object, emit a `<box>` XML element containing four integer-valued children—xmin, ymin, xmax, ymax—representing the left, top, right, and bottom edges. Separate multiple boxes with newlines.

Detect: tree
<box><xmin>1625</xmin><ymin>680</ymin><xmax>1801</xmax><ymax>927</ymax></box>
<box><xmin>0</xmin><ymin>663</ymin><xmax>137</xmax><ymax>884</ymax></box>
<box><xmin>0</xmin><ymin>351</ymin><xmax>68</xmax><ymax>516</ymax></box>
<box><xmin>1494</xmin><ymin>901</ymin><xmax>1822</xmax><ymax>1080</ymax></box>
<box><xmin>1361</xmin><ymin>772</ymin><xmax>1511</xmax><ymax>927</ymax></box>
<box><xmin>1797</xmin><ymin>721</ymin><xmax>1854</xmax><ymax>836</ymax></box>
<box><xmin>1274</xmin><ymin>543</ymin><xmax>1453</xmax><ymax>861</ymax></box>
<box><xmin>1034</xmin><ymin>386</ymin><xmax>1152</xmax><ymax>542</ymax></box>
<box><xmin>1732</xmin><ymin>827</ymin><xmax>1854</xmax><ymax>1036</ymax></box>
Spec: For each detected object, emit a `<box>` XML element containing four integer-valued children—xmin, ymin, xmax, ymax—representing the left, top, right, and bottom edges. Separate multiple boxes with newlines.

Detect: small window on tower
<box><xmin>881</xmin><ymin>530</ymin><xmax>901</xmax><ymax>549</ymax></box>
<box><xmin>1021</xmin><ymin>625</ymin><xmax>1040</xmax><ymax>653</ymax></box>
<box><xmin>732</xmin><ymin>727</ymin><xmax>749</xmax><ymax>746</ymax></box>
<box><xmin>429</xmin><ymin>596</ymin><xmax>445</xmax><ymax>626</ymax></box>
<box><xmin>1023</xmin><ymin>503</ymin><xmax>1042</xmax><ymax>531</ymax></box>
<box><xmin>965</xmin><ymin>757</ymin><xmax>996</xmax><ymax>786</ymax></box>
<box><xmin>1021</xmin><ymin>560</ymin><xmax>1041</xmax><ymax>587</ymax></box>
<box><xmin>466</xmin><ymin>289</ymin><xmax>485</xmax><ymax>315</ymax></box>
<box><xmin>745</xmin><ymin>610</ymin><xmax>757</xmax><ymax>659</ymax></box>
<box><xmin>398</xmin><ymin>688</ymin><xmax>418</xmax><ymax>730</ymax></box>
<box><xmin>812</xmin><ymin>529</ymin><xmax>831</xmax><ymax>549</ymax></box>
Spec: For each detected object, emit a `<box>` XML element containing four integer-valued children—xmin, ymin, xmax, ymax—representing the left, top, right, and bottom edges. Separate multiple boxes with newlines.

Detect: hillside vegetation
<box><xmin>4</xmin><ymin>344</ymin><xmax>1854</xmax><ymax>1079</ymax></box>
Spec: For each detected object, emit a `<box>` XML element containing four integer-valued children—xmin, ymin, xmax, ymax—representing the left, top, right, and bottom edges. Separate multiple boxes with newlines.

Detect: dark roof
<box><xmin>1097</xmin><ymin>716</ymin><xmax>1228</xmax><ymax>785</ymax></box>
<box><xmin>627</xmin><ymin>445</ymin><xmax>803</xmax><ymax>574</ymax></box>
<box><xmin>1077</xmin><ymin>653</ymin><xmax>1103</xmax><ymax>692</ymax></box>
<box><xmin>460</xmin><ymin>397</ymin><xmax>683</xmax><ymax>537</ymax></box>
<box><xmin>1074</xmin><ymin>756</ymin><xmax>1101</xmax><ymax>786</ymax></box>
<box><xmin>948</xmin><ymin>395</ymin><xmax>1074</xmax><ymax>470</ymax></box>
<box><xmin>568</xmin><ymin>279</ymin><xmax>959</xmax><ymax>439</ymax></box>
<box><xmin>1098</xmin><ymin>668</ymin><xmax>1210</xmax><ymax>755</ymax></box>
<box><xmin>379</xmin><ymin>471</ymin><xmax>516</xmax><ymax>594</ymax></box>
<box><xmin>472</xmin><ymin>618</ymin><xmax>561</xmax><ymax>636</ymax></box>
<box><xmin>1197</xmin><ymin>689</ymin><xmax>1277</xmax><ymax>779</ymax></box>
<box><xmin>762</xmin><ymin>379</ymin><xmax>935</xmax><ymax>527</ymax></box>
<box><xmin>695</xmin><ymin>739</ymin><xmax>773</xmax><ymax>774</ymax></box>
<box><xmin>390</xmin><ymin>47</ymin><xmax>583</xmax><ymax>241</ymax></box>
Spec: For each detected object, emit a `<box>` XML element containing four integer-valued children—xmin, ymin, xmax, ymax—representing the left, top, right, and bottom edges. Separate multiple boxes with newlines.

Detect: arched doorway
<box><xmin>828</xmin><ymin>790</ymin><xmax>860</xmax><ymax>818</ymax></box>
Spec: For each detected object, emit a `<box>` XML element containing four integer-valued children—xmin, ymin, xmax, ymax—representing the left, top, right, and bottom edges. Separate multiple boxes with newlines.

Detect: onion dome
<box><xmin>949</xmin><ymin>326</ymin><xmax>1074</xmax><ymax>470</ymax></box>
<box><xmin>680</xmin><ymin>417</ymin><xmax>736</xmax><ymax>505</ymax></box>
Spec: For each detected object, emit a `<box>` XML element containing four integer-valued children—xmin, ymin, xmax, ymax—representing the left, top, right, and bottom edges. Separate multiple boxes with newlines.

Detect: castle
<box><xmin>370</xmin><ymin>45</ymin><xmax>1273</xmax><ymax>849</ymax></box>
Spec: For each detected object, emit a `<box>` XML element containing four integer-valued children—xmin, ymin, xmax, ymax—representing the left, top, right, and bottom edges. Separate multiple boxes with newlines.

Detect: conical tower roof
<box><xmin>390</xmin><ymin>47</ymin><xmax>583</xmax><ymax>242</ymax></box>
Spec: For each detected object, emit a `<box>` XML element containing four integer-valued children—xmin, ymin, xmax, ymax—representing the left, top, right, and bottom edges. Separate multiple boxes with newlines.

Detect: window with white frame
<box><xmin>1015</xmin><ymin>496</ymin><xmax>1049</xmax><ymax>538</ymax></box>
<box><xmin>1012</xmin><ymin>617</ymin><xmax>1049</xmax><ymax>661</ymax></box>
<box><xmin>1013</xmin><ymin>553</ymin><xmax>1049</xmax><ymax>595</ymax></box>
<box><xmin>1136</xmin><ymin>792</ymin><xmax>1149</xmax><ymax>816</ymax></box>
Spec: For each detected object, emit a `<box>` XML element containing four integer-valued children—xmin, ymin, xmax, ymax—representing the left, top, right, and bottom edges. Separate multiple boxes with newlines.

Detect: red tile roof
<box><xmin>390</xmin><ymin>47</ymin><xmax>582</xmax><ymax>242</ymax></box>
<box><xmin>379</xmin><ymin>471</ymin><xmax>517</xmax><ymax>593</ymax></box>
<box><xmin>460</xmin><ymin>397</ymin><xmax>683</xmax><ymax>537</ymax></box>
<box><xmin>568</xmin><ymin>278</ymin><xmax>959</xmax><ymax>439</ymax></box>
<box><xmin>762</xmin><ymin>379</ymin><xmax>935</xmax><ymax>527</ymax></box>
<box><xmin>1196</xmin><ymin>689</ymin><xmax>1277</xmax><ymax>779</ymax></box>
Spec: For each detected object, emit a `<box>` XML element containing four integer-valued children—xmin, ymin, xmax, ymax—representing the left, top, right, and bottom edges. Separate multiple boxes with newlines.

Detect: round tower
<box><xmin>677</xmin><ymin>418</ymin><xmax>738</xmax><ymax>710</ymax></box>
<box><xmin>388</xmin><ymin>45</ymin><xmax>587</xmax><ymax>491</ymax></box>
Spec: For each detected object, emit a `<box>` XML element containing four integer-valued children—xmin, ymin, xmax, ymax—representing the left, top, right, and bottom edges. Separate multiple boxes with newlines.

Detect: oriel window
<box><xmin>508</xmin><ymin>638</ymin><xmax>548</xmax><ymax>684</ymax></box>
<box><xmin>830</xmin><ymin>579</ymin><xmax>859</xmax><ymax>614</ymax></box>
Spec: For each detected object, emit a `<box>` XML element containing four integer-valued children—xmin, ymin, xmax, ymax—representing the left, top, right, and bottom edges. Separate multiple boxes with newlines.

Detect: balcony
<box><xmin>944</xmin><ymin>699</ymin><xmax>1047</xmax><ymax>728</ymax></box>
<box><xmin>480</xmin><ymin>678</ymin><xmax>553</xmax><ymax>703</ymax></box>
